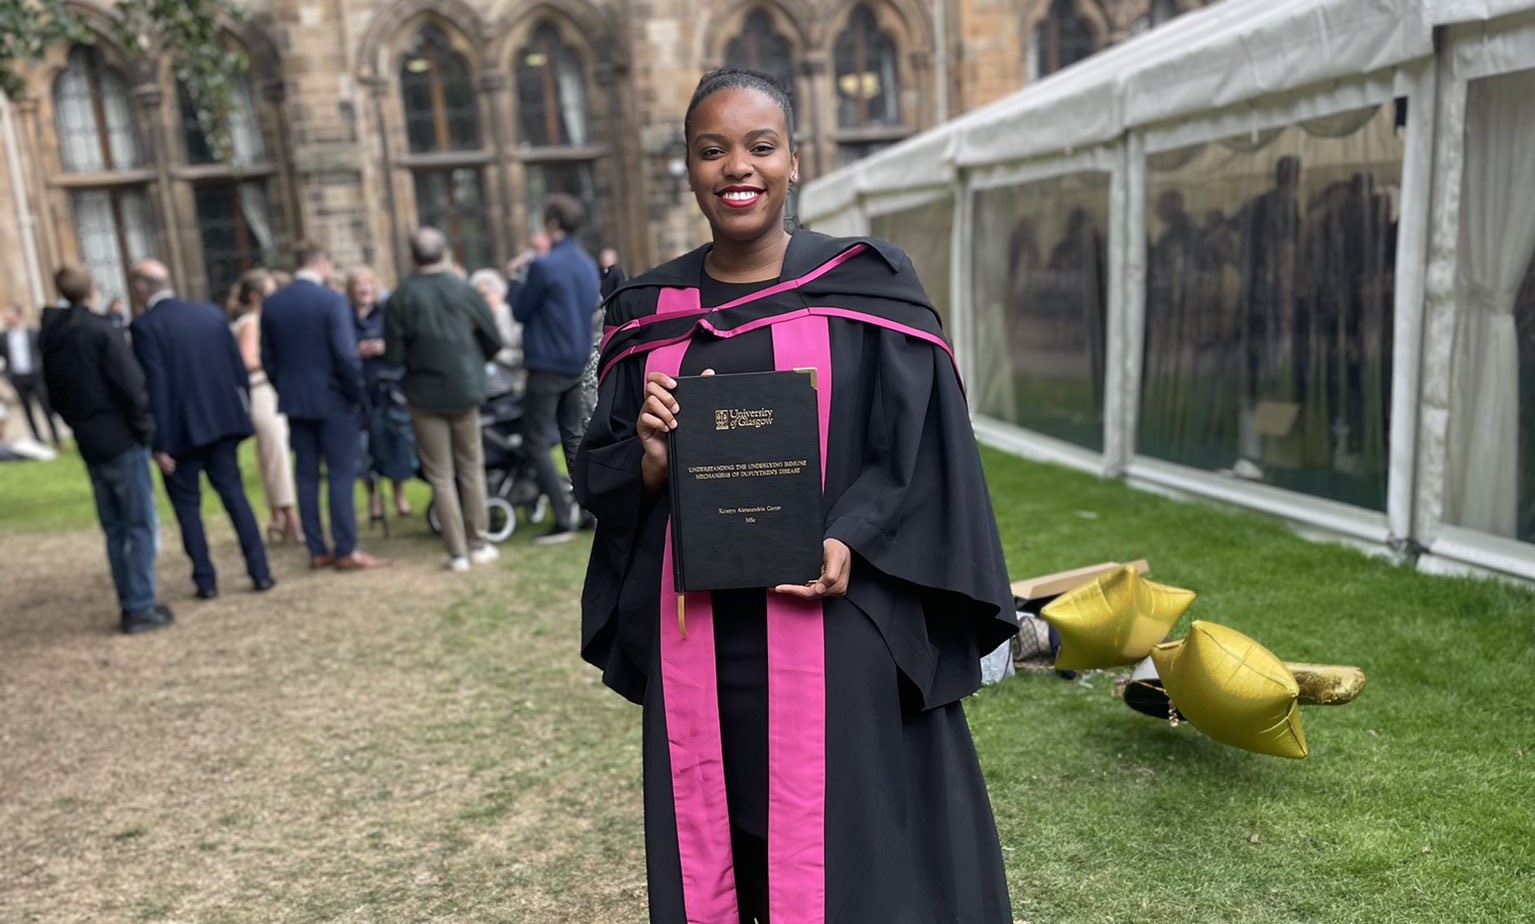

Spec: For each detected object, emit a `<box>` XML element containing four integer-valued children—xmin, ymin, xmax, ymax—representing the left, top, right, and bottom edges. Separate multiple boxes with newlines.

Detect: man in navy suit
<box><xmin>128</xmin><ymin>259</ymin><xmax>274</xmax><ymax>599</ymax></box>
<box><xmin>260</xmin><ymin>241</ymin><xmax>388</xmax><ymax>571</ymax></box>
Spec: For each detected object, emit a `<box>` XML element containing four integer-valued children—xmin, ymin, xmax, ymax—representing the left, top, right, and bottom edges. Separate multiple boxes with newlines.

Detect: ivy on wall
<box><xmin>0</xmin><ymin>0</ymin><xmax>250</xmax><ymax>165</ymax></box>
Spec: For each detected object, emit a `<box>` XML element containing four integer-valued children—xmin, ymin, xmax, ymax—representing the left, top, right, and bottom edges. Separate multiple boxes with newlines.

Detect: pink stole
<box><xmin>645</xmin><ymin>285</ymin><xmax>832</xmax><ymax>924</ymax></box>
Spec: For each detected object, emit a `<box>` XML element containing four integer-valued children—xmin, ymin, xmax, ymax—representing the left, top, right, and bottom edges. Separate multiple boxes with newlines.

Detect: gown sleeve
<box><xmin>573</xmin><ymin>304</ymin><xmax>656</xmax><ymax>704</ymax></box>
<box><xmin>824</xmin><ymin>301</ymin><xmax>1018</xmax><ymax>709</ymax></box>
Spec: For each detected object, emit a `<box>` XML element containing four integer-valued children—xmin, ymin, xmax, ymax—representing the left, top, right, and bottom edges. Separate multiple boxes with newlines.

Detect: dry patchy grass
<box><xmin>0</xmin><ymin>521</ymin><xmax>647</xmax><ymax>923</ymax></box>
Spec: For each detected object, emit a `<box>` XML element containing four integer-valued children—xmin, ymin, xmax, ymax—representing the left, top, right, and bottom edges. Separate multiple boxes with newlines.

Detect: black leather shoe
<box><xmin>253</xmin><ymin>577</ymin><xmax>277</xmax><ymax>592</ymax></box>
<box><xmin>121</xmin><ymin>604</ymin><xmax>175</xmax><ymax>635</ymax></box>
<box><xmin>195</xmin><ymin>587</ymin><xmax>218</xmax><ymax>600</ymax></box>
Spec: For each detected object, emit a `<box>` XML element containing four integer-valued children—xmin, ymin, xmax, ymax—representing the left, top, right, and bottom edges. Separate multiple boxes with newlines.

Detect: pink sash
<box><xmin>646</xmin><ymin>286</ymin><xmax>832</xmax><ymax>924</ymax></box>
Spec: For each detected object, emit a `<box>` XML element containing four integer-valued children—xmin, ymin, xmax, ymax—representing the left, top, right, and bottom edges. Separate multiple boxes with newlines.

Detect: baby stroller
<box><xmin>425</xmin><ymin>366</ymin><xmax>572</xmax><ymax>543</ymax></box>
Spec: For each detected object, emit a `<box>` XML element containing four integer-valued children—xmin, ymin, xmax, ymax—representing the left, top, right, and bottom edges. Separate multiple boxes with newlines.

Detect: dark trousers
<box><xmin>9</xmin><ymin>373</ymin><xmax>60</xmax><ymax>445</ymax></box>
<box><xmin>163</xmin><ymin>436</ymin><xmax>270</xmax><ymax>592</ymax></box>
<box><xmin>289</xmin><ymin>414</ymin><xmax>359</xmax><ymax>559</ymax></box>
<box><xmin>86</xmin><ymin>445</ymin><xmax>158</xmax><ymax>614</ymax></box>
<box><xmin>522</xmin><ymin>370</ymin><xmax>583</xmax><ymax>529</ymax></box>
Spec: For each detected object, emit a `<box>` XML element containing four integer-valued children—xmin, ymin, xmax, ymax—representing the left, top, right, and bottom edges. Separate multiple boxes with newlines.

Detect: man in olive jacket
<box><xmin>384</xmin><ymin>227</ymin><xmax>503</xmax><ymax>571</ymax></box>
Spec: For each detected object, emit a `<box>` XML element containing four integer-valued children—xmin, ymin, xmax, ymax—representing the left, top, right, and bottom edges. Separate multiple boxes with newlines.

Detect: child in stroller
<box><xmin>425</xmin><ymin>364</ymin><xmax>572</xmax><ymax>543</ymax></box>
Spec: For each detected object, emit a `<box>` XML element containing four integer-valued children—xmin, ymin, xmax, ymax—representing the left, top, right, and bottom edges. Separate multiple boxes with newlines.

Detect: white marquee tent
<box><xmin>801</xmin><ymin>0</ymin><xmax>1535</xmax><ymax>583</ymax></box>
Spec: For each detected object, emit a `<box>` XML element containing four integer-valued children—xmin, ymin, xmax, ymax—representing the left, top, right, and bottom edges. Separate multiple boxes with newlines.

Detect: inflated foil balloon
<box><xmin>1039</xmin><ymin>564</ymin><xmax>1195</xmax><ymax>670</ymax></box>
<box><xmin>1150</xmin><ymin>621</ymin><xmax>1308</xmax><ymax>760</ymax></box>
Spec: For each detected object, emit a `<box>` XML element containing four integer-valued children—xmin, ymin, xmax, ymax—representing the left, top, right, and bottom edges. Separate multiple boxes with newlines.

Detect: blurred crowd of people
<box><xmin>5</xmin><ymin>193</ymin><xmax>613</xmax><ymax>635</ymax></box>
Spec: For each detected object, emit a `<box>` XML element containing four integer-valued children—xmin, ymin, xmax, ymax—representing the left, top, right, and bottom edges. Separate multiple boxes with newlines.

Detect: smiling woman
<box><xmin>573</xmin><ymin>68</ymin><xmax>1019</xmax><ymax>924</ymax></box>
<box><xmin>683</xmin><ymin>69</ymin><xmax>798</xmax><ymax>269</ymax></box>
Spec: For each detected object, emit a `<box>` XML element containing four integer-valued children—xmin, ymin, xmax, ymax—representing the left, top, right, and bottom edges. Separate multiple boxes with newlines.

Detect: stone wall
<box><xmin>0</xmin><ymin>0</ymin><xmax>1212</xmax><ymax>307</ymax></box>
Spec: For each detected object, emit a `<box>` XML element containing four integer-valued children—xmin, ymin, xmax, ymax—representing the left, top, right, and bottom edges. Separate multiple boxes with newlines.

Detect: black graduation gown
<box><xmin>573</xmin><ymin>231</ymin><xmax>1018</xmax><ymax>924</ymax></box>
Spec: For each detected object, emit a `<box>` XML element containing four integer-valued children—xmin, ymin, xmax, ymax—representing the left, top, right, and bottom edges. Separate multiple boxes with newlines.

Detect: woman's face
<box><xmin>351</xmin><ymin>277</ymin><xmax>377</xmax><ymax>310</ymax></box>
<box><xmin>687</xmin><ymin>86</ymin><xmax>797</xmax><ymax>246</ymax></box>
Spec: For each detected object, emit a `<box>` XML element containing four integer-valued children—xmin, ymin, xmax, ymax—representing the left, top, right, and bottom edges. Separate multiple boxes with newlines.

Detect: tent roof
<box><xmin>802</xmin><ymin>0</ymin><xmax>1467</xmax><ymax>220</ymax></box>
<box><xmin>1426</xmin><ymin>0</ymin><xmax>1535</xmax><ymax>23</ymax></box>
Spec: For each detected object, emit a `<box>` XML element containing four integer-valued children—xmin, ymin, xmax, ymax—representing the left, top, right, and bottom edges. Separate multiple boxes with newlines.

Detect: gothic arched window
<box><xmin>400</xmin><ymin>24</ymin><xmax>489</xmax><ymax>270</ymax></box>
<box><xmin>401</xmin><ymin>25</ymin><xmax>482</xmax><ymax>153</ymax></box>
<box><xmin>725</xmin><ymin>9</ymin><xmax>795</xmax><ymax>101</ymax></box>
<box><xmin>179</xmin><ymin>75</ymin><xmax>264</xmax><ymax>165</ymax></box>
<box><xmin>834</xmin><ymin>5</ymin><xmax>901</xmax><ymax>132</ymax></box>
<box><xmin>515</xmin><ymin>21</ymin><xmax>602</xmax><ymax>250</ymax></box>
<box><xmin>1133</xmin><ymin>0</ymin><xmax>1181</xmax><ymax>35</ymax></box>
<box><xmin>516</xmin><ymin>23</ymin><xmax>589</xmax><ymax>148</ymax></box>
<box><xmin>53</xmin><ymin>45</ymin><xmax>154</xmax><ymax>302</ymax></box>
<box><xmin>177</xmin><ymin>75</ymin><xmax>276</xmax><ymax>299</ymax></box>
<box><xmin>1030</xmin><ymin>0</ymin><xmax>1097</xmax><ymax>80</ymax></box>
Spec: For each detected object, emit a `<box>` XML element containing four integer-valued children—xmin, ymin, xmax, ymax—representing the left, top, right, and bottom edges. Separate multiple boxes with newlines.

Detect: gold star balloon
<box><xmin>1040</xmin><ymin>564</ymin><xmax>1196</xmax><ymax>670</ymax></box>
<box><xmin>1151</xmin><ymin>620</ymin><xmax>1308</xmax><ymax>760</ymax></box>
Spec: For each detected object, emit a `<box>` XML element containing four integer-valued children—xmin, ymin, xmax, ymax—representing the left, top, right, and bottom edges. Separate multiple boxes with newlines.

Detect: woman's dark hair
<box><xmin>684</xmin><ymin>67</ymin><xmax>795</xmax><ymax>146</ymax></box>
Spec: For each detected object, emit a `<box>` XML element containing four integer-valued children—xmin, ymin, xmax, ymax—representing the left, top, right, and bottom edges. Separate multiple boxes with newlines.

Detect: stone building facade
<box><xmin>0</xmin><ymin>0</ymin><xmax>1212</xmax><ymax>310</ymax></box>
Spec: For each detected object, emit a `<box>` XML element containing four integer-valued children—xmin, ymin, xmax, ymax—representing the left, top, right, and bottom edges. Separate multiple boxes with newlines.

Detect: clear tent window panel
<box><xmin>869</xmin><ymin>197</ymin><xmax>955</xmax><ymax>331</ymax></box>
<box><xmin>972</xmin><ymin>171</ymin><xmax>1111</xmax><ymax>451</ymax></box>
<box><xmin>1440</xmin><ymin>68</ymin><xmax>1535</xmax><ymax>543</ymax></box>
<box><xmin>1138</xmin><ymin>103</ymin><xmax>1405</xmax><ymax>512</ymax></box>
<box><xmin>516</xmin><ymin>23</ymin><xmax>590</xmax><ymax>149</ymax></box>
<box><xmin>414</xmin><ymin>168</ymin><xmax>491</xmax><ymax>271</ymax></box>
<box><xmin>400</xmin><ymin>25</ymin><xmax>482</xmax><ymax>155</ymax></box>
<box><xmin>725</xmin><ymin>9</ymin><xmax>796</xmax><ymax>102</ymax></box>
<box><xmin>834</xmin><ymin>5</ymin><xmax>901</xmax><ymax>131</ymax></box>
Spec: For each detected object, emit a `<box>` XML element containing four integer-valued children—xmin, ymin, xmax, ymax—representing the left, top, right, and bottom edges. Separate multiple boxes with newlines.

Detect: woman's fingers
<box><xmin>640</xmin><ymin>381</ymin><xmax>680</xmax><ymax>434</ymax></box>
<box><xmin>819</xmin><ymin>539</ymin><xmax>851</xmax><ymax>596</ymax></box>
<box><xmin>771</xmin><ymin>539</ymin><xmax>852</xmax><ymax>598</ymax></box>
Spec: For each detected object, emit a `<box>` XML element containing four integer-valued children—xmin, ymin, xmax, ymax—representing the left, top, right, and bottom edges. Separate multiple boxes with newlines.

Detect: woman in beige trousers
<box><xmin>229</xmin><ymin>269</ymin><xmax>303</xmax><ymax>545</ymax></box>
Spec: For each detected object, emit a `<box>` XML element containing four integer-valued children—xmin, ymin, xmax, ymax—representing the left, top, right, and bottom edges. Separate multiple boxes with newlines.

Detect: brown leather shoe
<box><xmin>309</xmin><ymin>554</ymin><xmax>336</xmax><ymax>570</ymax></box>
<box><xmin>334</xmin><ymin>551</ymin><xmax>391</xmax><ymax>571</ymax></box>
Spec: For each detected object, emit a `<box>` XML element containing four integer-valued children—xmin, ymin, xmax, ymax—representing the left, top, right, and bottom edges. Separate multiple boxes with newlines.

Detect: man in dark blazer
<box><xmin>128</xmin><ymin>259</ymin><xmax>274</xmax><ymax>599</ymax></box>
<box><xmin>2</xmin><ymin>302</ymin><xmax>63</xmax><ymax>446</ymax></box>
<box><xmin>260</xmin><ymin>241</ymin><xmax>388</xmax><ymax>571</ymax></box>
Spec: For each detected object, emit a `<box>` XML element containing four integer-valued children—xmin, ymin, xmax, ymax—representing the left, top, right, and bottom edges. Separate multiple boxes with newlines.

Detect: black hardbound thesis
<box><xmin>667</xmin><ymin>370</ymin><xmax>822</xmax><ymax>591</ymax></box>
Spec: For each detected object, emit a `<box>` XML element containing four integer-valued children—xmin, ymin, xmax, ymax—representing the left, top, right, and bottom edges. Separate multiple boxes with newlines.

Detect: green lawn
<box><xmin>0</xmin><ymin>441</ymin><xmax>435</xmax><ymax>536</ymax></box>
<box><xmin>1</xmin><ymin>443</ymin><xmax>1532</xmax><ymax>922</ymax></box>
<box><xmin>978</xmin><ymin>448</ymin><xmax>1535</xmax><ymax>923</ymax></box>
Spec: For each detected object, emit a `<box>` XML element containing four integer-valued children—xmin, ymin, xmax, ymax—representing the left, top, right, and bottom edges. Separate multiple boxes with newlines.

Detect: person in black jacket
<box><xmin>2</xmin><ymin>302</ymin><xmax>62</xmax><ymax>446</ymax></box>
<box><xmin>39</xmin><ymin>264</ymin><xmax>172</xmax><ymax>635</ymax></box>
